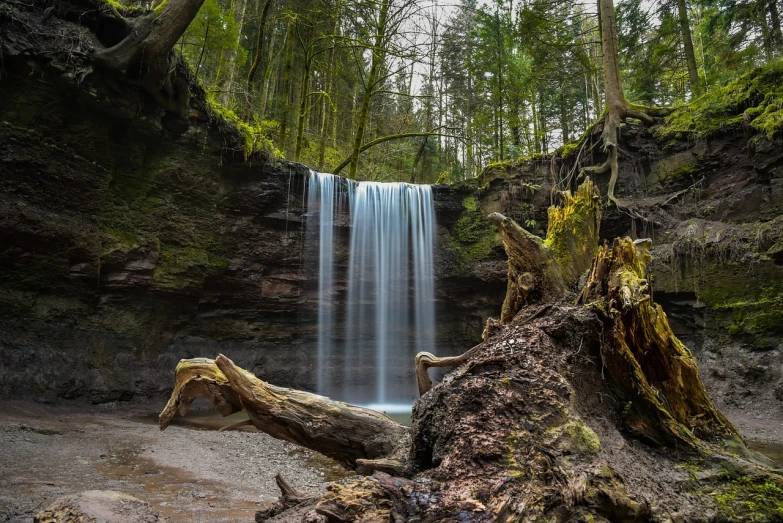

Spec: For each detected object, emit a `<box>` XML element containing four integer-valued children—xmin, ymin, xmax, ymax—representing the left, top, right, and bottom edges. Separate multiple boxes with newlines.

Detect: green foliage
<box><xmin>180</xmin><ymin>0</ymin><xmax>246</xmax><ymax>85</ymax></box>
<box><xmin>206</xmin><ymin>93</ymin><xmax>279</xmax><ymax>159</ymax></box>
<box><xmin>657</xmin><ymin>59</ymin><xmax>783</xmax><ymax>140</ymax></box>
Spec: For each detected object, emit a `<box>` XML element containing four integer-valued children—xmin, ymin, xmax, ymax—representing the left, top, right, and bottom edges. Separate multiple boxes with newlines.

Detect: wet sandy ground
<box><xmin>0</xmin><ymin>401</ymin><xmax>780</xmax><ymax>522</ymax></box>
<box><xmin>0</xmin><ymin>400</ymin><xmax>353</xmax><ymax>522</ymax></box>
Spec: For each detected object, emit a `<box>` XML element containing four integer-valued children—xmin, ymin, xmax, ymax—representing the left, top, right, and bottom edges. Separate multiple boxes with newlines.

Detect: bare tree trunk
<box><xmin>247</xmin><ymin>0</ymin><xmax>275</xmax><ymax>85</ymax></box>
<box><xmin>317</xmin><ymin>7</ymin><xmax>340</xmax><ymax>171</ymax></box>
<box><xmin>219</xmin><ymin>0</ymin><xmax>248</xmax><ymax>105</ymax></box>
<box><xmin>294</xmin><ymin>58</ymin><xmax>312</xmax><ymax>160</ymax></box>
<box><xmin>347</xmin><ymin>0</ymin><xmax>390</xmax><ymax>179</ymax></box>
<box><xmin>279</xmin><ymin>21</ymin><xmax>296</xmax><ymax>158</ymax></box>
<box><xmin>675</xmin><ymin>0</ymin><xmax>702</xmax><ymax>96</ymax></box>
<box><xmin>159</xmin><ymin>356</ymin><xmax>407</xmax><ymax>470</ymax></box>
<box><xmin>769</xmin><ymin>0</ymin><xmax>783</xmax><ymax>55</ymax></box>
<box><xmin>258</xmin><ymin>26</ymin><xmax>282</xmax><ymax>122</ymax></box>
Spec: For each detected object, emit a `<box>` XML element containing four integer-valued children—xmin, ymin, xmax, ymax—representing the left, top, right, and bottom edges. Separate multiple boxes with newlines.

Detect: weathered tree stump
<box><xmin>160</xmin><ymin>179</ymin><xmax>782</xmax><ymax>522</ymax></box>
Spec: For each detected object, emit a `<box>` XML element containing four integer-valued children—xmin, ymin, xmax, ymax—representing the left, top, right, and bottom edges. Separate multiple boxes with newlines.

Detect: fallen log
<box><xmin>159</xmin><ymin>355</ymin><xmax>407</xmax><ymax>469</ymax></box>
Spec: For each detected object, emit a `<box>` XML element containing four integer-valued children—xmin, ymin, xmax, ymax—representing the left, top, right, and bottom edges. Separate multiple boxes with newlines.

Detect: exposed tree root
<box><xmin>580</xmin><ymin>102</ymin><xmax>673</xmax><ymax>207</ymax></box>
<box><xmin>43</xmin><ymin>0</ymin><xmax>206</xmax><ymax>118</ymax></box>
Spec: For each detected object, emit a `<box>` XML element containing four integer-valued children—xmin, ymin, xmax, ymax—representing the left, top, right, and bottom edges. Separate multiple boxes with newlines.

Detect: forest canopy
<box><xmin>114</xmin><ymin>0</ymin><xmax>783</xmax><ymax>183</ymax></box>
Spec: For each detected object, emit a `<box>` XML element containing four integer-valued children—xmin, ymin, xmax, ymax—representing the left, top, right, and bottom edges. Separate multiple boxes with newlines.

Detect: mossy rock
<box><xmin>449</xmin><ymin>195</ymin><xmax>499</xmax><ymax>264</ymax></box>
<box><xmin>151</xmin><ymin>244</ymin><xmax>228</xmax><ymax>290</ymax></box>
<box><xmin>545</xmin><ymin>420</ymin><xmax>601</xmax><ymax>455</ymax></box>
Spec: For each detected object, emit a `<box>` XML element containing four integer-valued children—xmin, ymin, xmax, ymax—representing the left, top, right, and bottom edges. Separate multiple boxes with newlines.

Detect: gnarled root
<box><xmin>581</xmin><ymin>103</ymin><xmax>672</xmax><ymax>205</ymax></box>
<box><xmin>159</xmin><ymin>355</ymin><xmax>407</xmax><ymax>469</ymax></box>
<box><xmin>415</xmin><ymin>346</ymin><xmax>482</xmax><ymax>395</ymax></box>
<box><xmin>255</xmin><ymin>473</ymin><xmax>321</xmax><ymax>522</ymax></box>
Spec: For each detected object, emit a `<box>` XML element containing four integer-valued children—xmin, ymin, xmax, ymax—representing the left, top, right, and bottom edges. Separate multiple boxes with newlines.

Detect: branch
<box><xmin>332</xmin><ymin>130</ymin><xmax>463</xmax><ymax>175</ymax></box>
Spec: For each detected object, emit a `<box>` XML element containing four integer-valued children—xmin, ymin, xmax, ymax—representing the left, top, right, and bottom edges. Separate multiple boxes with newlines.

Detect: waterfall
<box><xmin>305</xmin><ymin>172</ymin><xmax>344</xmax><ymax>395</ymax></box>
<box><xmin>304</xmin><ymin>173</ymin><xmax>436</xmax><ymax>407</ymax></box>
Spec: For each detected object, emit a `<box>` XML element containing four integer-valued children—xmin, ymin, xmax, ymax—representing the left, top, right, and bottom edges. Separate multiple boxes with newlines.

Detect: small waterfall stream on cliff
<box><xmin>304</xmin><ymin>172</ymin><xmax>436</xmax><ymax>409</ymax></box>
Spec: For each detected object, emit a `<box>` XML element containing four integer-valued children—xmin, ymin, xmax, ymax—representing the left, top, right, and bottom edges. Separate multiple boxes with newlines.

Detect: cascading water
<box><xmin>305</xmin><ymin>172</ymin><xmax>345</xmax><ymax>395</ymax></box>
<box><xmin>304</xmin><ymin>172</ymin><xmax>436</xmax><ymax>408</ymax></box>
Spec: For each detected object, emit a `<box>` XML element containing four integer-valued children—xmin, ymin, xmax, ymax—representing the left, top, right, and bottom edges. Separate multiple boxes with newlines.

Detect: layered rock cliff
<box><xmin>1</xmin><ymin>0</ymin><xmax>781</xmax><ymax>421</ymax></box>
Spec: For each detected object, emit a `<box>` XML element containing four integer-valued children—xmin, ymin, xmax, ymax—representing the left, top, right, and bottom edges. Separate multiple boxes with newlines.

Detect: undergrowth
<box><xmin>205</xmin><ymin>92</ymin><xmax>280</xmax><ymax>160</ymax></box>
<box><xmin>657</xmin><ymin>59</ymin><xmax>783</xmax><ymax>141</ymax></box>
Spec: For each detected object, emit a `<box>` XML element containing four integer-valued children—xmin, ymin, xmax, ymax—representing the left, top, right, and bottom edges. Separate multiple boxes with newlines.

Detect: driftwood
<box><xmin>160</xmin><ymin>179</ymin><xmax>782</xmax><ymax>522</ymax></box>
<box><xmin>159</xmin><ymin>355</ymin><xmax>407</xmax><ymax>469</ymax></box>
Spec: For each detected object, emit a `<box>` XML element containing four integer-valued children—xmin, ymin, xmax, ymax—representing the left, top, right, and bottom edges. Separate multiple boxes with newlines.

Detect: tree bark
<box><xmin>95</xmin><ymin>0</ymin><xmax>205</xmax><ymax>74</ymax></box>
<box><xmin>581</xmin><ymin>237</ymin><xmax>739</xmax><ymax>447</ymax></box>
<box><xmin>247</xmin><ymin>0</ymin><xmax>275</xmax><ymax>86</ymax></box>
<box><xmin>489</xmin><ymin>178</ymin><xmax>601</xmax><ymax>323</ymax></box>
<box><xmin>294</xmin><ymin>58</ymin><xmax>312</xmax><ymax>161</ymax></box>
<box><xmin>768</xmin><ymin>0</ymin><xmax>783</xmax><ymax>55</ymax></box>
<box><xmin>159</xmin><ymin>356</ymin><xmax>407</xmax><ymax>469</ymax></box>
<box><xmin>93</xmin><ymin>0</ymin><xmax>206</xmax><ymax>117</ymax></box>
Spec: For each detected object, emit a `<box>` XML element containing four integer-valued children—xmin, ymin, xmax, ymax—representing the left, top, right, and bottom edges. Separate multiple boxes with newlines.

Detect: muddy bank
<box><xmin>0</xmin><ymin>401</ymin><xmax>353</xmax><ymax>522</ymax></box>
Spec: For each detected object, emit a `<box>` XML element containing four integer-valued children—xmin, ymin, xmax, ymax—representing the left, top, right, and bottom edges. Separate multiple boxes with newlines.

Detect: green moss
<box><xmin>659</xmin><ymin>163</ymin><xmax>700</xmax><ymax>184</ymax></box>
<box><xmin>558</xmin><ymin>141</ymin><xmax>580</xmax><ymax>158</ymax></box>
<box><xmin>657</xmin><ymin>59</ymin><xmax>783</xmax><ymax>141</ymax></box>
<box><xmin>477</xmin><ymin>153</ymin><xmax>546</xmax><ymax>188</ymax></box>
<box><xmin>712</xmin><ymin>475</ymin><xmax>783</xmax><ymax>521</ymax></box>
<box><xmin>679</xmin><ymin>460</ymin><xmax>702</xmax><ymax>481</ymax></box>
<box><xmin>100</xmin><ymin>227</ymin><xmax>139</xmax><ymax>256</ymax></box>
<box><xmin>449</xmin><ymin>194</ymin><xmax>498</xmax><ymax>264</ymax></box>
<box><xmin>206</xmin><ymin>92</ymin><xmax>279</xmax><ymax>160</ymax></box>
<box><xmin>652</xmin><ymin>218</ymin><xmax>783</xmax><ymax>343</ymax></box>
<box><xmin>542</xmin><ymin>180</ymin><xmax>601</xmax><ymax>285</ymax></box>
<box><xmin>153</xmin><ymin>0</ymin><xmax>170</xmax><ymax>14</ymax></box>
<box><xmin>151</xmin><ymin>244</ymin><xmax>228</xmax><ymax>290</ymax></box>
<box><xmin>545</xmin><ymin>420</ymin><xmax>601</xmax><ymax>455</ymax></box>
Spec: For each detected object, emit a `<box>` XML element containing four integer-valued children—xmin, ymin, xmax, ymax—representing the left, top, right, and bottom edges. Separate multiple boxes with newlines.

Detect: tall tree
<box><xmin>584</xmin><ymin>0</ymin><xmax>670</xmax><ymax>205</ymax></box>
<box><xmin>675</xmin><ymin>0</ymin><xmax>702</xmax><ymax>96</ymax></box>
